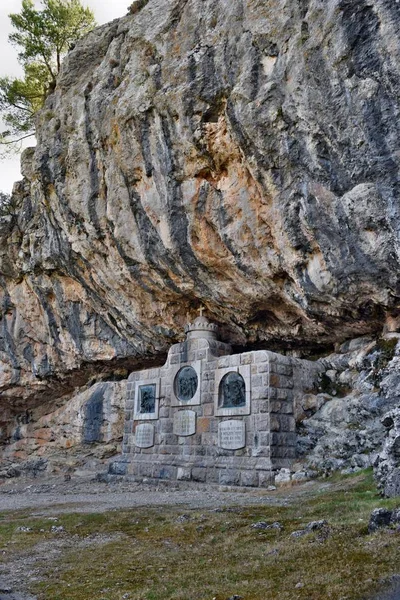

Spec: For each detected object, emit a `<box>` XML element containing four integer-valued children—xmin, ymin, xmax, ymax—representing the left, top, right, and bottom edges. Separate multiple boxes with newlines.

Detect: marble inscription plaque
<box><xmin>218</xmin><ymin>420</ymin><xmax>245</xmax><ymax>450</ymax></box>
<box><xmin>135</xmin><ymin>423</ymin><xmax>155</xmax><ymax>448</ymax></box>
<box><xmin>173</xmin><ymin>410</ymin><xmax>196</xmax><ymax>436</ymax></box>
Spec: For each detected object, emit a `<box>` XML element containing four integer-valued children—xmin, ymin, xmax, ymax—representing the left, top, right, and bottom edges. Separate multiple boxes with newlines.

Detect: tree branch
<box><xmin>0</xmin><ymin>132</ymin><xmax>35</xmax><ymax>145</ymax></box>
<box><xmin>5</xmin><ymin>101</ymin><xmax>35</xmax><ymax>114</ymax></box>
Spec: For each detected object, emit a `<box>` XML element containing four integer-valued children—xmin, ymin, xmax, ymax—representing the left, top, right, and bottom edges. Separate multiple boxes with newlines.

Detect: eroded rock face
<box><xmin>374</xmin><ymin>407</ymin><xmax>400</xmax><ymax>497</ymax></box>
<box><xmin>296</xmin><ymin>337</ymin><xmax>400</xmax><ymax>476</ymax></box>
<box><xmin>0</xmin><ymin>381</ymin><xmax>125</xmax><ymax>477</ymax></box>
<box><xmin>1</xmin><ymin>0</ymin><xmax>400</xmax><ymax>418</ymax></box>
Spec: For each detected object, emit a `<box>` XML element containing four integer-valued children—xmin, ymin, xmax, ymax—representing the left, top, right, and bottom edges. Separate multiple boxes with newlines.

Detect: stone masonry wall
<box><xmin>120</xmin><ymin>334</ymin><xmax>320</xmax><ymax>487</ymax></box>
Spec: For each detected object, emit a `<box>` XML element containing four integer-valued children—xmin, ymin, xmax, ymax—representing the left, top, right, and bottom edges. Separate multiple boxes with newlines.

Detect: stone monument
<box><xmin>119</xmin><ymin>314</ymin><xmax>321</xmax><ymax>486</ymax></box>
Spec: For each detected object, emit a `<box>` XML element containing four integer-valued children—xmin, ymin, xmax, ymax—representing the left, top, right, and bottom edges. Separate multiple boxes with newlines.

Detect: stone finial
<box><xmin>184</xmin><ymin>314</ymin><xmax>218</xmax><ymax>340</ymax></box>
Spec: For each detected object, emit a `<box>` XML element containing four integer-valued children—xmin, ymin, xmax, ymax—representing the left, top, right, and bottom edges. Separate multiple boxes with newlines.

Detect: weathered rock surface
<box><xmin>1</xmin><ymin>0</ymin><xmax>400</xmax><ymax>462</ymax></box>
<box><xmin>0</xmin><ymin>381</ymin><xmax>125</xmax><ymax>476</ymax></box>
<box><xmin>296</xmin><ymin>337</ymin><xmax>400</xmax><ymax>476</ymax></box>
<box><xmin>374</xmin><ymin>407</ymin><xmax>400</xmax><ymax>497</ymax></box>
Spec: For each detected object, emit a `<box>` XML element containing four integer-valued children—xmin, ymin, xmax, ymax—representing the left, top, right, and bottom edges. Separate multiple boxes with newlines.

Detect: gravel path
<box><xmin>0</xmin><ymin>477</ymin><xmax>289</xmax><ymax>514</ymax></box>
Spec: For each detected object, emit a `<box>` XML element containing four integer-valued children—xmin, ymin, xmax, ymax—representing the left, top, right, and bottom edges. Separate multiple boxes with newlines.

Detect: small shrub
<box><xmin>128</xmin><ymin>0</ymin><xmax>149</xmax><ymax>15</ymax></box>
<box><xmin>318</xmin><ymin>373</ymin><xmax>350</xmax><ymax>398</ymax></box>
<box><xmin>0</xmin><ymin>191</ymin><xmax>13</xmax><ymax>217</ymax></box>
<box><xmin>376</xmin><ymin>337</ymin><xmax>398</xmax><ymax>366</ymax></box>
<box><xmin>367</xmin><ymin>337</ymin><xmax>398</xmax><ymax>384</ymax></box>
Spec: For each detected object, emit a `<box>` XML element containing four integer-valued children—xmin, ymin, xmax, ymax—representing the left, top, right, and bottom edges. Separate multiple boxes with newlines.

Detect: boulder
<box><xmin>368</xmin><ymin>508</ymin><xmax>395</xmax><ymax>533</ymax></box>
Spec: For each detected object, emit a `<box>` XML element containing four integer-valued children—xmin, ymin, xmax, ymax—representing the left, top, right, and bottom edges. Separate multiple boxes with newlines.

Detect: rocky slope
<box><xmin>1</xmin><ymin>0</ymin><xmax>400</xmax><ymax>467</ymax></box>
<box><xmin>294</xmin><ymin>335</ymin><xmax>400</xmax><ymax>478</ymax></box>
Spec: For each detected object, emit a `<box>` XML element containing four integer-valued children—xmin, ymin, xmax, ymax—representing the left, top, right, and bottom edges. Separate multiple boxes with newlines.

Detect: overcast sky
<box><xmin>0</xmin><ymin>0</ymin><xmax>129</xmax><ymax>193</ymax></box>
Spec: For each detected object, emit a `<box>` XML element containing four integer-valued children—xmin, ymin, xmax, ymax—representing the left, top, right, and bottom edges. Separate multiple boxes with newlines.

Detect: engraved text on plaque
<box><xmin>218</xmin><ymin>420</ymin><xmax>245</xmax><ymax>450</ymax></box>
<box><xmin>173</xmin><ymin>410</ymin><xmax>196</xmax><ymax>436</ymax></box>
<box><xmin>135</xmin><ymin>423</ymin><xmax>155</xmax><ymax>448</ymax></box>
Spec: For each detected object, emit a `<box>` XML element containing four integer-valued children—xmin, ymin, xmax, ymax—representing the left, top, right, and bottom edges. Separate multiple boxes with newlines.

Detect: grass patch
<box><xmin>1</xmin><ymin>470</ymin><xmax>399</xmax><ymax>600</ymax></box>
<box><xmin>0</xmin><ymin>511</ymin><xmax>63</xmax><ymax>555</ymax></box>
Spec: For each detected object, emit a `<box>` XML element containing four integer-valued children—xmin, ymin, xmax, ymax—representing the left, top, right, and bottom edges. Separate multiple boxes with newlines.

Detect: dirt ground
<box><xmin>0</xmin><ymin>475</ymin><xmax>300</xmax><ymax>600</ymax></box>
<box><xmin>0</xmin><ymin>475</ymin><xmax>399</xmax><ymax>600</ymax></box>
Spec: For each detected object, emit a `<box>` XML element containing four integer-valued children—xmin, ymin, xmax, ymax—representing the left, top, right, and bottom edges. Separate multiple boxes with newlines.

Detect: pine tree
<box><xmin>0</xmin><ymin>0</ymin><xmax>96</xmax><ymax>153</ymax></box>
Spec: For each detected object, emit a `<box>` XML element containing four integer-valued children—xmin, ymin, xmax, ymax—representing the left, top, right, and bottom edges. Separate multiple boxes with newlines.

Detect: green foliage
<box><xmin>367</xmin><ymin>337</ymin><xmax>398</xmax><ymax>385</ymax></box>
<box><xmin>0</xmin><ymin>190</ymin><xmax>20</xmax><ymax>218</ymax></box>
<box><xmin>0</xmin><ymin>0</ymin><xmax>96</xmax><ymax>152</ymax></box>
<box><xmin>0</xmin><ymin>191</ymin><xmax>11</xmax><ymax>205</ymax></box>
<box><xmin>0</xmin><ymin>63</ymin><xmax>47</xmax><ymax>148</ymax></box>
<box><xmin>376</xmin><ymin>337</ymin><xmax>398</xmax><ymax>365</ymax></box>
<box><xmin>0</xmin><ymin>191</ymin><xmax>12</xmax><ymax>216</ymax></box>
<box><xmin>317</xmin><ymin>372</ymin><xmax>350</xmax><ymax>398</ymax></box>
<box><xmin>9</xmin><ymin>0</ymin><xmax>96</xmax><ymax>79</ymax></box>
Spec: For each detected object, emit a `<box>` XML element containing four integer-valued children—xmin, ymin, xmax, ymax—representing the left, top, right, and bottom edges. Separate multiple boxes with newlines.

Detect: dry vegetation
<box><xmin>0</xmin><ymin>470</ymin><xmax>399</xmax><ymax>600</ymax></box>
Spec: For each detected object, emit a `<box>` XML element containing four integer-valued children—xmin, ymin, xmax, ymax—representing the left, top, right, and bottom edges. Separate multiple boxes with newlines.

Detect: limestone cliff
<box><xmin>1</xmin><ymin>0</ymin><xmax>400</xmax><ymax>436</ymax></box>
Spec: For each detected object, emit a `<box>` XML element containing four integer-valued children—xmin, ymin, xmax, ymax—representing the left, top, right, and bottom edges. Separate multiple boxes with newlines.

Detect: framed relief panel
<box><xmin>214</xmin><ymin>365</ymin><xmax>251</xmax><ymax>416</ymax></box>
<box><xmin>171</xmin><ymin>361</ymin><xmax>202</xmax><ymax>406</ymax></box>
<box><xmin>134</xmin><ymin>379</ymin><xmax>160</xmax><ymax>420</ymax></box>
